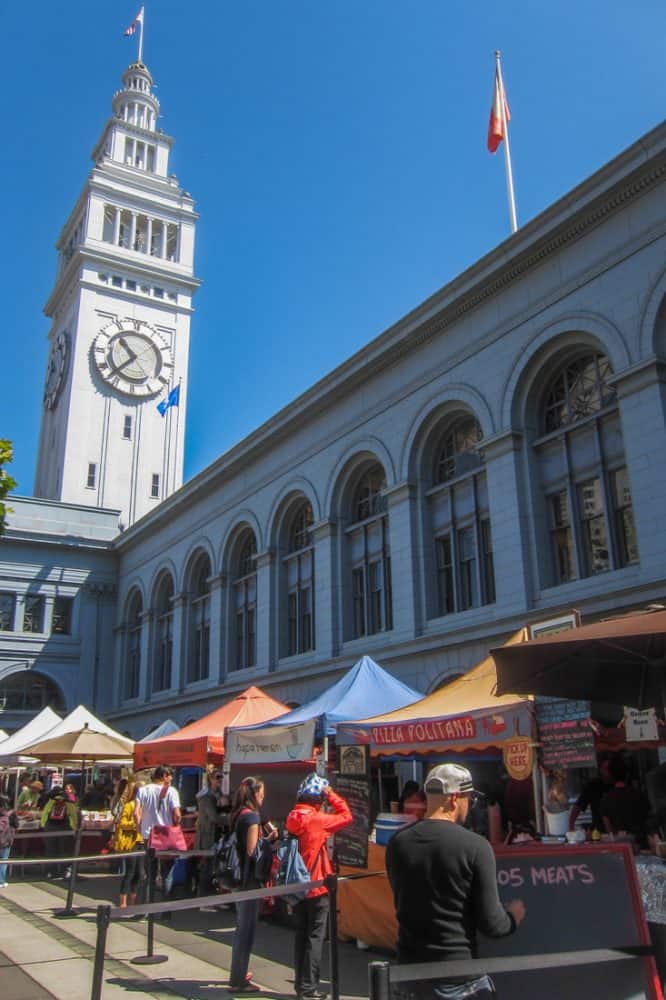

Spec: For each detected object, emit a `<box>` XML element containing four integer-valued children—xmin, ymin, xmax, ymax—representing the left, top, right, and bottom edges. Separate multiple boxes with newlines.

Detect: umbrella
<box><xmin>21</xmin><ymin>724</ymin><xmax>134</xmax><ymax>762</ymax></box>
<box><xmin>491</xmin><ymin>609</ymin><xmax>666</xmax><ymax>710</ymax></box>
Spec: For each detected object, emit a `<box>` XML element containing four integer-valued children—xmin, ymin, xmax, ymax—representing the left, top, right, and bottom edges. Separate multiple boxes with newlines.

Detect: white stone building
<box><xmin>2</xmin><ymin>52</ymin><xmax>666</xmax><ymax>737</ymax></box>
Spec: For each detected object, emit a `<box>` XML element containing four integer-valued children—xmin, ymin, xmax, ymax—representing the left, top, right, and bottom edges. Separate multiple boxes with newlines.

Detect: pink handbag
<box><xmin>148</xmin><ymin>823</ymin><xmax>187</xmax><ymax>852</ymax></box>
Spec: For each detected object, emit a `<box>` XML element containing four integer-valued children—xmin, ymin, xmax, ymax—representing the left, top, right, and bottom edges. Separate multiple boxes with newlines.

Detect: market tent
<box><xmin>38</xmin><ymin>705</ymin><xmax>134</xmax><ymax>752</ymax></box>
<box><xmin>134</xmin><ymin>685</ymin><xmax>290</xmax><ymax>769</ymax></box>
<box><xmin>138</xmin><ymin>719</ymin><xmax>180</xmax><ymax>742</ymax></box>
<box><xmin>492</xmin><ymin>610</ymin><xmax>666</xmax><ymax>710</ymax></box>
<box><xmin>21</xmin><ymin>724</ymin><xmax>134</xmax><ymax>763</ymax></box>
<box><xmin>226</xmin><ymin>656</ymin><xmax>423</xmax><ymax>763</ymax></box>
<box><xmin>0</xmin><ymin>706</ymin><xmax>63</xmax><ymax>765</ymax></box>
<box><xmin>336</xmin><ymin>631</ymin><xmax>533</xmax><ymax>756</ymax></box>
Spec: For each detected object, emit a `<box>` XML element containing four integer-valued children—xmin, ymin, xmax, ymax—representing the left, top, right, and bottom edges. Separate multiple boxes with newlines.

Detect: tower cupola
<box><xmin>112</xmin><ymin>62</ymin><xmax>160</xmax><ymax>133</ymax></box>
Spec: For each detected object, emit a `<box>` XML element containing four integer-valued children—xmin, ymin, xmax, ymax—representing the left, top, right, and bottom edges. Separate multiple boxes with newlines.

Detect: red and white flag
<box><xmin>124</xmin><ymin>6</ymin><xmax>144</xmax><ymax>37</ymax></box>
<box><xmin>487</xmin><ymin>66</ymin><xmax>511</xmax><ymax>154</ymax></box>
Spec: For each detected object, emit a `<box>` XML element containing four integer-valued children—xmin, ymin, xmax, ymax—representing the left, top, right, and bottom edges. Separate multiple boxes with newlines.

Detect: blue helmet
<box><xmin>297</xmin><ymin>773</ymin><xmax>330</xmax><ymax>802</ymax></box>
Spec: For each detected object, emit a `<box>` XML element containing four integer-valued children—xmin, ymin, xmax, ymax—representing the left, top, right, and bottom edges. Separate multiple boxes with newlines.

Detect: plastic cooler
<box><xmin>375</xmin><ymin>812</ymin><xmax>416</xmax><ymax>845</ymax></box>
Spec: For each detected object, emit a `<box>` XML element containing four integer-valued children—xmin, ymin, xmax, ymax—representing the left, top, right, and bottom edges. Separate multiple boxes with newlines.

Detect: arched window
<box><xmin>283</xmin><ymin>501</ymin><xmax>315</xmax><ymax>657</ymax></box>
<box><xmin>428</xmin><ymin>413</ymin><xmax>495</xmax><ymax>616</ymax></box>
<box><xmin>187</xmin><ymin>554</ymin><xmax>211</xmax><ymax>684</ymax></box>
<box><xmin>125</xmin><ymin>590</ymin><xmax>142</xmax><ymax>700</ymax></box>
<box><xmin>534</xmin><ymin>350</ymin><xmax>638</xmax><ymax>584</ymax></box>
<box><xmin>348</xmin><ymin>464</ymin><xmax>392</xmax><ymax>639</ymax></box>
<box><xmin>153</xmin><ymin>573</ymin><xmax>174</xmax><ymax>691</ymax></box>
<box><xmin>233</xmin><ymin>531</ymin><xmax>257</xmax><ymax>670</ymax></box>
<box><xmin>0</xmin><ymin>671</ymin><xmax>66</xmax><ymax>713</ymax></box>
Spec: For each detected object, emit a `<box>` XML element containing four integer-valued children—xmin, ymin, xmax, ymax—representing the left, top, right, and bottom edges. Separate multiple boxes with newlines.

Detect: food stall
<box><xmin>333</xmin><ymin>634</ymin><xmax>538</xmax><ymax>941</ymax></box>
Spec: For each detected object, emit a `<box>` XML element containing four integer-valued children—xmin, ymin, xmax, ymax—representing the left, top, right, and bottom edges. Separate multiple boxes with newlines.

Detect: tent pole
<box><xmin>532</xmin><ymin>757</ymin><xmax>544</xmax><ymax>834</ymax></box>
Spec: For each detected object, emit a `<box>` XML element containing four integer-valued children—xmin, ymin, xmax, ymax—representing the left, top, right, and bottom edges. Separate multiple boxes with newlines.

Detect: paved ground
<box><xmin>0</xmin><ymin>873</ymin><xmax>386</xmax><ymax>1000</ymax></box>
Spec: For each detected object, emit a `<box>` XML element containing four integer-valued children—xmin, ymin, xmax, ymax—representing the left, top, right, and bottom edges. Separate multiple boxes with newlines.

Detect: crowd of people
<box><xmin>0</xmin><ymin>750</ymin><xmax>661</xmax><ymax>999</ymax></box>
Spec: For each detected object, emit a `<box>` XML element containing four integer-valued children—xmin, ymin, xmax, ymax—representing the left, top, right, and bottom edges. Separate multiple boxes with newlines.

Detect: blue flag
<box><xmin>157</xmin><ymin>383</ymin><xmax>180</xmax><ymax>416</ymax></box>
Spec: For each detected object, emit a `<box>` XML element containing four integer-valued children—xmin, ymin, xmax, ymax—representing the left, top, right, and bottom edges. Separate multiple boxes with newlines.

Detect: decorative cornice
<box><xmin>312</xmin><ymin>519</ymin><xmax>337</xmax><ymax>541</ymax></box>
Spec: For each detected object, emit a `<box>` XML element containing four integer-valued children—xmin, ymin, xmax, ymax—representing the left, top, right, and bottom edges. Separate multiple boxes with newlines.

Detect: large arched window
<box><xmin>347</xmin><ymin>464</ymin><xmax>392</xmax><ymax>639</ymax></box>
<box><xmin>0</xmin><ymin>671</ymin><xmax>66</xmax><ymax>713</ymax></box>
<box><xmin>428</xmin><ymin>413</ymin><xmax>495</xmax><ymax>616</ymax></box>
<box><xmin>233</xmin><ymin>531</ymin><xmax>257</xmax><ymax>670</ymax></box>
<box><xmin>283</xmin><ymin>501</ymin><xmax>315</xmax><ymax>657</ymax></box>
<box><xmin>534</xmin><ymin>350</ymin><xmax>638</xmax><ymax>585</ymax></box>
<box><xmin>187</xmin><ymin>553</ymin><xmax>211</xmax><ymax>684</ymax></box>
<box><xmin>152</xmin><ymin>573</ymin><xmax>174</xmax><ymax>691</ymax></box>
<box><xmin>124</xmin><ymin>589</ymin><xmax>142</xmax><ymax>700</ymax></box>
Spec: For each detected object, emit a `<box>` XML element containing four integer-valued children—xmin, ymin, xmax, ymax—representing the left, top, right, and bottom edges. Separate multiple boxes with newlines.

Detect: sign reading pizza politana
<box><xmin>503</xmin><ymin>737</ymin><xmax>534</xmax><ymax>781</ymax></box>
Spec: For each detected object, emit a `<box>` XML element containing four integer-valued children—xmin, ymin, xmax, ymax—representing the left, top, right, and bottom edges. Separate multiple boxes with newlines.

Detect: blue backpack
<box><xmin>214</xmin><ymin>830</ymin><xmax>243</xmax><ymax>890</ymax></box>
<box><xmin>274</xmin><ymin>833</ymin><xmax>311</xmax><ymax>905</ymax></box>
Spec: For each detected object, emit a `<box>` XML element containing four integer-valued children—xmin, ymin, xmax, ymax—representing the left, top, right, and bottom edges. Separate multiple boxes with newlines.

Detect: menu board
<box><xmin>480</xmin><ymin>843</ymin><xmax>660</xmax><ymax>999</ymax></box>
<box><xmin>334</xmin><ymin>775</ymin><xmax>370</xmax><ymax>869</ymax></box>
<box><xmin>536</xmin><ymin>697</ymin><xmax>596</xmax><ymax>768</ymax></box>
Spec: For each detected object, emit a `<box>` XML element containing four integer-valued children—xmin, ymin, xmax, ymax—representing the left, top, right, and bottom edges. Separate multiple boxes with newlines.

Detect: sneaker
<box><xmin>229</xmin><ymin>983</ymin><xmax>260</xmax><ymax>993</ymax></box>
<box><xmin>0</xmin><ymin>882</ymin><xmax>8</xmax><ymax>889</ymax></box>
<box><xmin>300</xmin><ymin>991</ymin><xmax>328</xmax><ymax>999</ymax></box>
<box><xmin>64</xmin><ymin>868</ymin><xmax>72</xmax><ymax>879</ymax></box>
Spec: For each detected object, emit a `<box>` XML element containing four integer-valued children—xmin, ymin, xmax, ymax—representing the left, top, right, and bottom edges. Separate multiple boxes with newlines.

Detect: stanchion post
<box><xmin>131</xmin><ymin>847</ymin><xmax>168</xmax><ymax>966</ymax></box>
<box><xmin>326</xmin><ymin>874</ymin><xmax>340</xmax><ymax>1000</ymax></box>
<box><xmin>90</xmin><ymin>904</ymin><xmax>110</xmax><ymax>1000</ymax></box>
<box><xmin>368</xmin><ymin>961</ymin><xmax>391</xmax><ymax>1000</ymax></box>
<box><xmin>63</xmin><ymin>824</ymin><xmax>83</xmax><ymax>915</ymax></box>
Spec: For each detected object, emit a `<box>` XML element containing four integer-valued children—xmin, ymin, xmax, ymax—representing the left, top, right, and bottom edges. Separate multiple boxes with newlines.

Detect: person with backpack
<box><xmin>286</xmin><ymin>774</ymin><xmax>352</xmax><ymax>1000</ymax></box>
<box><xmin>40</xmin><ymin>786</ymin><xmax>78</xmax><ymax>879</ymax></box>
<box><xmin>228</xmin><ymin>776</ymin><xmax>277</xmax><ymax>992</ymax></box>
<box><xmin>0</xmin><ymin>794</ymin><xmax>19</xmax><ymax>888</ymax></box>
<box><xmin>112</xmin><ymin>779</ymin><xmax>144</xmax><ymax>910</ymax></box>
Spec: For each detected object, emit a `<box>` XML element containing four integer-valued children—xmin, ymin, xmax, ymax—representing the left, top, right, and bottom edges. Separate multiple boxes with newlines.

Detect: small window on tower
<box><xmin>123</xmin><ymin>416</ymin><xmax>132</xmax><ymax>440</ymax></box>
<box><xmin>151</xmin><ymin>474</ymin><xmax>160</xmax><ymax>499</ymax></box>
<box><xmin>154</xmin><ymin>287</ymin><xmax>164</xmax><ymax>299</ymax></box>
<box><xmin>126</xmin><ymin>279</ymin><xmax>136</xmax><ymax>291</ymax></box>
<box><xmin>112</xmin><ymin>275</ymin><xmax>122</xmax><ymax>288</ymax></box>
<box><xmin>87</xmin><ymin>463</ymin><xmax>97</xmax><ymax>489</ymax></box>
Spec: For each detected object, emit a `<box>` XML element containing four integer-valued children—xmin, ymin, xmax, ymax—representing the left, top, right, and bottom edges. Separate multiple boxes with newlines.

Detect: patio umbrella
<box><xmin>491</xmin><ymin>609</ymin><xmax>666</xmax><ymax>710</ymax></box>
<box><xmin>21</xmin><ymin>724</ymin><xmax>134</xmax><ymax>763</ymax></box>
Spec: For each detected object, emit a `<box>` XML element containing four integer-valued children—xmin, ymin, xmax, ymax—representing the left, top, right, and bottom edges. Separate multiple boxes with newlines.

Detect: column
<box><xmin>208</xmin><ymin>573</ymin><xmax>227</xmax><ymax>684</ymax></box>
<box><xmin>129</xmin><ymin>212</ymin><xmax>137</xmax><ymax>252</ymax></box>
<box><xmin>312</xmin><ymin>519</ymin><xmax>338</xmax><ymax>659</ymax></box>
<box><xmin>112</xmin><ymin>207</ymin><xmax>121</xmax><ymax>246</ymax></box>
<box><xmin>614</xmin><ymin>359</ymin><xmax>666</xmax><ymax>582</ymax></box>
<box><xmin>255</xmin><ymin>549</ymin><xmax>275</xmax><ymax>671</ymax></box>
<box><xmin>384</xmin><ymin>482</ymin><xmax>420</xmax><ymax>640</ymax></box>
<box><xmin>138</xmin><ymin>609</ymin><xmax>153</xmax><ymax>702</ymax></box>
<box><xmin>147</xmin><ymin>217</ymin><xmax>153</xmax><ymax>256</ymax></box>
<box><xmin>112</xmin><ymin>623</ymin><xmax>126</xmax><ymax>708</ymax></box>
<box><xmin>170</xmin><ymin>592</ymin><xmax>187</xmax><ymax>692</ymax></box>
<box><xmin>160</xmin><ymin>222</ymin><xmax>167</xmax><ymax>259</ymax></box>
<box><xmin>482</xmin><ymin>430</ymin><xmax>533</xmax><ymax>614</ymax></box>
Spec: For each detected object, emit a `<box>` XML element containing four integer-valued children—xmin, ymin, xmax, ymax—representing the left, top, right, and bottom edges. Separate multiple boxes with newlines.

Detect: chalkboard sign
<box><xmin>478</xmin><ymin>844</ymin><xmax>659</xmax><ymax>999</ymax></box>
<box><xmin>334</xmin><ymin>775</ymin><xmax>370</xmax><ymax>868</ymax></box>
<box><xmin>536</xmin><ymin>697</ymin><xmax>596</xmax><ymax>768</ymax></box>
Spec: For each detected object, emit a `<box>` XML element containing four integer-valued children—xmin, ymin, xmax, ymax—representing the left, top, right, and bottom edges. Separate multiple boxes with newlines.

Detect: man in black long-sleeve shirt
<box><xmin>386</xmin><ymin>763</ymin><xmax>526</xmax><ymax>999</ymax></box>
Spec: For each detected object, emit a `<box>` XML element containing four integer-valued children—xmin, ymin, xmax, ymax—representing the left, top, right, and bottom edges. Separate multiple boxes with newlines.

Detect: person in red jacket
<box><xmin>286</xmin><ymin>774</ymin><xmax>352</xmax><ymax>1000</ymax></box>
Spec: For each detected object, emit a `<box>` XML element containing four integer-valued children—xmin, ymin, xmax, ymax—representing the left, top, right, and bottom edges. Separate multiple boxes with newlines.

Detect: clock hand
<box><xmin>118</xmin><ymin>337</ymin><xmax>138</xmax><ymax>363</ymax></box>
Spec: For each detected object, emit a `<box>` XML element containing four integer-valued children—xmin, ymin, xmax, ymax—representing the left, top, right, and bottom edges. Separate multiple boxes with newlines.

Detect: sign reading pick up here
<box><xmin>225</xmin><ymin>720</ymin><xmax>315</xmax><ymax>763</ymax></box>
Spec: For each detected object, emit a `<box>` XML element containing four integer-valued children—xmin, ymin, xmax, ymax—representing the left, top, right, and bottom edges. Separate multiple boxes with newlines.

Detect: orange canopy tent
<box><xmin>336</xmin><ymin>630</ymin><xmax>533</xmax><ymax>757</ymax></box>
<box><xmin>133</xmin><ymin>685</ymin><xmax>289</xmax><ymax>769</ymax></box>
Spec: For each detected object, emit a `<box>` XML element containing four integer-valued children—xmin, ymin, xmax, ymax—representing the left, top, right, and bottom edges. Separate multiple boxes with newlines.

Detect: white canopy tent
<box><xmin>0</xmin><ymin>706</ymin><xmax>63</xmax><ymax>766</ymax></box>
<box><xmin>37</xmin><ymin>705</ymin><xmax>133</xmax><ymax>752</ymax></box>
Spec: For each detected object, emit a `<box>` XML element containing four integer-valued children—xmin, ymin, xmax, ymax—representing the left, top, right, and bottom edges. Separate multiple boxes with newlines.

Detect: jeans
<box><xmin>119</xmin><ymin>853</ymin><xmax>142</xmax><ymax>896</ymax></box>
<box><xmin>0</xmin><ymin>845</ymin><xmax>10</xmax><ymax>884</ymax></box>
<box><xmin>293</xmin><ymin>895</ymin><xmax>329</xmax><ymax>995</ymax></box>
<box><xmin>230</xmin><ymin>898</ymin><xmax>259</xmax><ymax>987</ymax></box>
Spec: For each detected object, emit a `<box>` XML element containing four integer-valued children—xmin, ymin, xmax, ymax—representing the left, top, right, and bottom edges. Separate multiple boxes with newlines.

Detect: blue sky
<box><xmin>2</xmin><ymin>2</ymin><xmax>664</xmax><ymax>495</ymax></box>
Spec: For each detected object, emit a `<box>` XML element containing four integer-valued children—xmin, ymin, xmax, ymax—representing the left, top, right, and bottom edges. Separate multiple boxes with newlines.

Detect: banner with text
<box><xmin>225</xmin><ymin>720</ymin><xmax>316</xmax><ymax>764</ymax></box>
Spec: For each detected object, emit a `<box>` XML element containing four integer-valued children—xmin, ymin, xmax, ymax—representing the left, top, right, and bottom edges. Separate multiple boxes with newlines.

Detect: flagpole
<box><xmin>138</xmin><ymin>6</ymin><xmax>145</xmax><ymax>63</ymax></box>
<box><xmin>496</xmin><ymin>51</ymin><xmax>518</xmax><ymax>234</ymax></box>
<box><xmin>173</xmin><ymin>378</ymin><xmax>182</xmax><ymax>493</ymax></box>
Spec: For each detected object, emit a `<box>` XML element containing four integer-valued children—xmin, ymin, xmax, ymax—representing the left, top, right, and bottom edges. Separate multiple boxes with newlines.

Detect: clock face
<box><xmin>93</xmin><ymin>319</ymin><xmax>172</xmax><ymax>397</ymax></box>
<box><xmin>43</xmin><ymin>331</ymin><xmax>69</xmax><ymax>409</ymax></box>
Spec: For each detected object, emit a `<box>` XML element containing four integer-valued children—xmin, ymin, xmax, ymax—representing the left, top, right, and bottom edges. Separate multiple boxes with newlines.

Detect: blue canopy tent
<box><xmin>225</xmin><ymin>655</ymin><xmax>422</xmax><ymax>765</ymax></box>
<box><xmin>138</xmin><ymin>718</ymin><xmax>180</xmax><ymax>742</ymax></box>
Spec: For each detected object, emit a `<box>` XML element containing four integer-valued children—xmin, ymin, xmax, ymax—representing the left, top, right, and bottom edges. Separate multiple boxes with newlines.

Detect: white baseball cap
<box><xmin>424</xmin><ymin>763</ymin><xmax>477</xmax><ymax>796</ymax></box>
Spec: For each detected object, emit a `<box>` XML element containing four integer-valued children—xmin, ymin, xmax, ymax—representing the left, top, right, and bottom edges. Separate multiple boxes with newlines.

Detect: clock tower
<box><xmin>34</xmin><ymin>58</ymin><xmax>199</xmax><ymax>527</ymax></box>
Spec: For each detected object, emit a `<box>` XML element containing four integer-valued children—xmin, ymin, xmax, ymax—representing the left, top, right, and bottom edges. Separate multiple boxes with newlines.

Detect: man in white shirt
<box><xmin>135</xmin><ymin>765</ymin><xmax>181</xmax><ymax>841</ymax></box>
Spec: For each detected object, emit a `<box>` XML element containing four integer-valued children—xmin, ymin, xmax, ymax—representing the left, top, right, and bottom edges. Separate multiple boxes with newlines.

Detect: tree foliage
<box><xmin>0</xmin><ymin>439</ymin><xmax>17</xmax><ymax>535</ymax></box>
